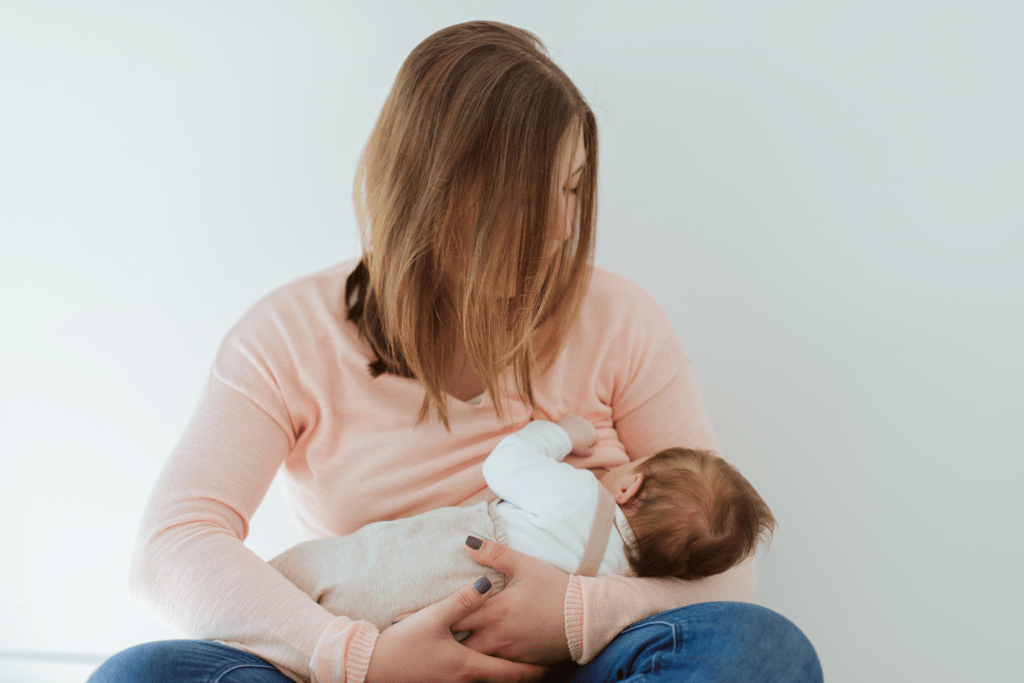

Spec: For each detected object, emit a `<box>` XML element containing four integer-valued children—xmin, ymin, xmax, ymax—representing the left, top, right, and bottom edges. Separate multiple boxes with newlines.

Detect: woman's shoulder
<box><xmin>213</xmin><ymin>257</ymin><xmax>367</xmax><ymax>379</ymax></box>
<box><xmin>251</xmin><ymin>257</ymin><xmax>359</xmax><ymax>314</ymax></box>
<box><xmin>580</xmin><ymin>265</ymin><xmax>673</xmax><ymax>329</ymax></box>
<box><xmin>227</xmin><ymin>258</ymin><xmax>360</xmax><ymax>337</ymax></box>
<box><xmin>566</xmin><ymin>264</ymin><xmax>690</xmax><ymax>371</ymax></box>
<box><xmin>554</xmin><ymin>267</ymin><xmax>692</xmax><ymax>426</ymax></box>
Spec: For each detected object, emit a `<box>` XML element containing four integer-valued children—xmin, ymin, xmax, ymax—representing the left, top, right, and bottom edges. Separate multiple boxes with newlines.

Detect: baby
<box><xmin>268</xmin><ymin>417</ymin><xmax>775</xmax><ymax>632</ymax></box>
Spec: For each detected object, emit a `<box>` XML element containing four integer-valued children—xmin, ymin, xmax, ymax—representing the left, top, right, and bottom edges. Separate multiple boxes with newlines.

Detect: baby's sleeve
<box><xmin>481</xmin><ymin>421</ymin><xmax>586</xmax><ymax>509</ymax></box>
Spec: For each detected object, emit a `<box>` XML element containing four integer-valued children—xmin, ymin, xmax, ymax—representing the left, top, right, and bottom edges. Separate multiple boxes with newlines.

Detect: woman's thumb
<box><xmin>465</xmin><ymin>535</ymin><xmax>519</xmax><ymax>575</ymax></box>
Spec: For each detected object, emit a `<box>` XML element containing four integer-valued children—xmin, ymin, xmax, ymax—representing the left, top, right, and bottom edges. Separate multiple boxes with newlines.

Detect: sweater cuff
<box><xmin>343</xmin><ymin>621</ymin><xmax>379</xmax><ymax>683</ymax></box>
<box><xmin>563</xmin><ymin>575</ymin><xmax>585</xmax><ymax>662</ymax></box>
<box><xmin>310</xmin><ymin>618</ymin><xmax>378</xmax><ymax>683</ymax></box>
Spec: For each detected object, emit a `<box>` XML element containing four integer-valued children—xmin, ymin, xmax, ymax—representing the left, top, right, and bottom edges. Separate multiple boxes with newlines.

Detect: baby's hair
<box><xmin>624</xmin><ymin>447</ymin><xmax>776</xmax><ymax>580</ymax></box>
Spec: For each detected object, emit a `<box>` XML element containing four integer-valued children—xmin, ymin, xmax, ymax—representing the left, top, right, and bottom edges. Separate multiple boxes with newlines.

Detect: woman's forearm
<box><xmin>129</xmin><ymin>372</ymin><xmax>379</xmax><ymax>683</ymax></box>
<box><xmin>564</xmin><ymin>556</ymin><xmax>756</xmax><ymax>663</ymax></box>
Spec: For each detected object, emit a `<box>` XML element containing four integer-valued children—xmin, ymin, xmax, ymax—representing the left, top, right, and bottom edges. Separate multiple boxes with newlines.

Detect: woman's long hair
<box><xmin>348</xmin><ymin>21</ymin><xmax>598</xmax><ymax>427</ymax></box>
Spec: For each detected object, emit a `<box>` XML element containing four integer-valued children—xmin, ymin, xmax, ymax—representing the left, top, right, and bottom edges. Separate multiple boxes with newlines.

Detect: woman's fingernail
<box><xmin>474</xmin><ymin>576</ymin><xmax>492</xmax><ymax>594</ymax></box>
<box><xmin>466</xmin><ymin>536</ymin><xmax>483</xmax><ymax>549</ymax></box>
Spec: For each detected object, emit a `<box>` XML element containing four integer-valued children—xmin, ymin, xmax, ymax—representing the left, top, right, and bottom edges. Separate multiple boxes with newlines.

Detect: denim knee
<box><xmin>575</xmin><ymin>601</ymin><xmax>823</xmax><ymax>683</ymax></box>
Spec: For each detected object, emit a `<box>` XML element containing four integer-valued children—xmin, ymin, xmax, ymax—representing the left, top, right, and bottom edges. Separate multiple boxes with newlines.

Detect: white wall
<box><xmin>1</xmin><ymin>2</ymin><xmax>1021</xmax><ymax>681</ymax></box>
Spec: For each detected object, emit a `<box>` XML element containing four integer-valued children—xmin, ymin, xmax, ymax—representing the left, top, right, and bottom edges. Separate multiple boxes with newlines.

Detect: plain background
<box><xmin>1</xmin><ymin>2</ymin><xmax>1021</xmax><ymax>681</ymax></box>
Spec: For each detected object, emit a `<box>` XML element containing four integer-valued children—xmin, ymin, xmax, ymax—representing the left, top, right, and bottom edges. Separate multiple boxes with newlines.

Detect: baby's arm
<box><xmin>482</xmin><ymin>418</ymin><xmax>598</xmax><ymax>510</ymax></box>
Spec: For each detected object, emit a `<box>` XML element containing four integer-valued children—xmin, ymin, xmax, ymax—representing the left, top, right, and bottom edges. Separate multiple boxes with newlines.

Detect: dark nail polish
<box><xmin>474</xmin><ymin>576</ymin><xmax>492</xmax><ymax>594</ymax></box>
<box><xmin>466</xmin><ymin>535</ymin><xmax>483</xmax><ymax>549</ymax></box>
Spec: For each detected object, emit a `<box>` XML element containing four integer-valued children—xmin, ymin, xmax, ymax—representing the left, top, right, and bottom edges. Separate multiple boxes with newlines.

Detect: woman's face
<box><xmin>553</xmin><ymin>129</ymin><xmax>587</xmax><ymax>245</ymax></box>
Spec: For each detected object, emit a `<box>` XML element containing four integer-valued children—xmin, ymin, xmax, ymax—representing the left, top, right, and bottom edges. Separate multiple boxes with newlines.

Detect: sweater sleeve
<box><xmin>128</xmin><ymin>370</ymin><xmax>378</xmax><ymax>683</ymax></box>
<box><xmin>482</xmin><ymin>421</ymin><xmax>588</xmax><ymax>511</ymax></box>
<box><xmin>562</xmin><ymin>276</ymin><xmax>756</xmax><ymax>663</ymax></box>
<box><xmin>565</xmin><ymin>557</ymin><xmax>757</xmax><ymax>663</ymax></box>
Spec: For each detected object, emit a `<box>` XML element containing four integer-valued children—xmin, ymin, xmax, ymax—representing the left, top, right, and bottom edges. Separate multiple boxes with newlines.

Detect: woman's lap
<box><xmin>87</xmin><ymin>640</ymin><xmax>293</xmax><ymax>683</ymax></box>
<box><xmin>564</xmin><ymin>601</ymin><xmax>822</xmax><ymax>683</ymax></box>
<box><xmin>89</xmin><ymin>602</ymin><xmax>821</xmax><ymax>683</ymax></box>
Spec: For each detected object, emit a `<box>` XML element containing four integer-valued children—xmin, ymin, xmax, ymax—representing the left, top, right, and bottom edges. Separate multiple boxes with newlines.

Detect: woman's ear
<box><xmin>613</xmin><ymin>473</ymin><xmax>644</xmax><ymax>506</ymax></box>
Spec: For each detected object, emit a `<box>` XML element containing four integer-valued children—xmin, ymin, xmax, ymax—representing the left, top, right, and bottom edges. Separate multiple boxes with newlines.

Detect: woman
<box><xmin>90</xmin><ymin>21</ymin><xmax>821</xmax><ymax>683</ymax></box>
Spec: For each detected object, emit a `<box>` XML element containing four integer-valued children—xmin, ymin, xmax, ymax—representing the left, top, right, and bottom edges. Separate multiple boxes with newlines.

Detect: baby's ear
<box><xmin>615</xmin><ymin>473</ymin><xmax>644</xmax><ymax>506</ymax></box>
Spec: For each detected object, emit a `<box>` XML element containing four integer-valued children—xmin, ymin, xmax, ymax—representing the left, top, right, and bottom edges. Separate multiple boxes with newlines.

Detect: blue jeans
<box><xmin>89</xmin><ymin>602</ymin><xmax>822</xmax><ymax>682</ymax></box>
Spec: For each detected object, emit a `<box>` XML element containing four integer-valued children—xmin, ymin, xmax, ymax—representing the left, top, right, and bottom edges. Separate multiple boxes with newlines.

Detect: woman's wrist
<box><xmin>347</xmin><ymin>623</ymin><xmax>379</xmax><ymax>683</ymax></box>
<box><xmin>563</xmin><ymin>575</ymin><xmax>586</xmax><ymax>662</ymax></box>
<box><xmin>310</xmin><ymin>618</ymin><xmax>378</xmax><ymax>683</ymax></box>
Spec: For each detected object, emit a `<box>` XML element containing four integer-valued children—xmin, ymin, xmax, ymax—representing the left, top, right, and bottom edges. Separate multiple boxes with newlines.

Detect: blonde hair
<box><xmin>625</xmin><ymin>448</ymin><xmax>776</xmax><ymax>580</ymax></box>
<box><xmin>348</xmin><ymin>21</ymin><xmax>598</xmax><ymax>427</ymax></box>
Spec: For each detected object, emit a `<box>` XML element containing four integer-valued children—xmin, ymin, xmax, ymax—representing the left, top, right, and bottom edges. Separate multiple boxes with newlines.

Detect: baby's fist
<box><xmin>558</xmin><ymin>415</ymin><xmax>598</xmax><ymax>456</ymax></box>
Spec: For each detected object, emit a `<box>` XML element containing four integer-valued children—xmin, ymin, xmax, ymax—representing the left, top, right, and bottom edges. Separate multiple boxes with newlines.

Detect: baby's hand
<box><xmin>558</xmin><ymin>415</ymin><xmax>598</xmax><ymax>457</ymax></box>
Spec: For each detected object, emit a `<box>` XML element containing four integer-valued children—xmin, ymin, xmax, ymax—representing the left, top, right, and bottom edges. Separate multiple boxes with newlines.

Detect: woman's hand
<box><xmin>365</xmin><ymin>575</ymin><xmax>549</xmax><ymax>683</ymax></box>
<box><xmin>451</xmin><ymin>538</ymin><xmax>572</xmax><ymax>665</ymax></box>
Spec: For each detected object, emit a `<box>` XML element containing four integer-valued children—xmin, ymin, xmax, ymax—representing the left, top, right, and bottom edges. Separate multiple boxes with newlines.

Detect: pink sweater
<box><xmin>128</xmin><ymin>258</ymin><xmax>755</xmax><ymax>683</ymax></box>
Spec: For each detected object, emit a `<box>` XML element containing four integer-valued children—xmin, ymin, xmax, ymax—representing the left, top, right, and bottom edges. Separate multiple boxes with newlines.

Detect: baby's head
<box><xmin>602</xmin><ymin>448</ymin><xmax>775</xmax><ymax>580</ymax></box>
